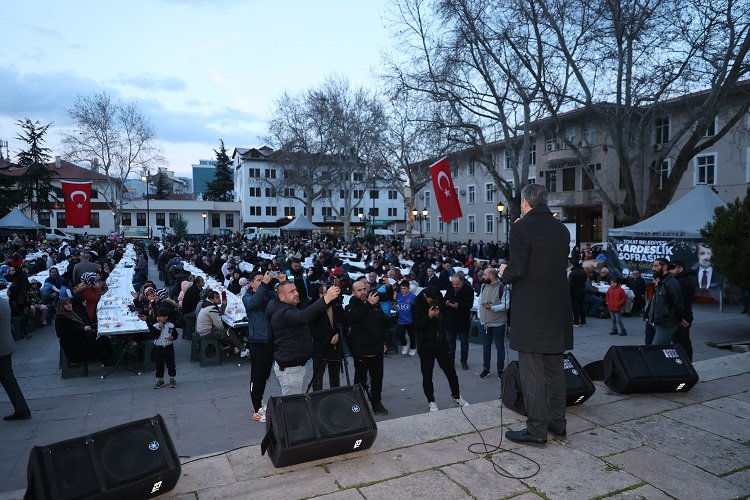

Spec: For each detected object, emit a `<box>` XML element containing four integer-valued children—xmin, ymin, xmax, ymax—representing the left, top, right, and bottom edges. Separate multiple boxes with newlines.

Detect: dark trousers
<box><xmin>154</xmin><ymin>344</ymin><xmax>176</xmax><ymax>379</ymax></box>
<box><xmin>672</xmin><ymin>326</ymin><xmax>693</xmax><ymax>361</ymax></box>
<box><xmin>353</xmin><ymin>354</ymin><xmax>384</xmax><ymax>405</ymax></box>
<box><xmin>396</xmin><ymin>324</ymin><xmax>416</xmax><ymax>349</ymax></box>
<box><xmin>483</xmin><ymin>324</ymin><xmax>506</xmax><ymax>374</ymax></box>
<box><xmin>249</xmin><ymin>342</ymin><xmax>274</xmax><ymax>411</ymax></box>
<box><xmin>419</xmin><ymin>346</ymin><xmax>460</xmax><ymax>403</ymax></box>
<box><xmin>312</xmin><ymin>358</ymin><xmax>341</xmax><ymax>392</ymax></box>
<box><xmin>445</xmin><ymin>328</ymin><xmax>469</xmax><ymax>364</ymax></box>
<box><xmin>518</xmin><ymin>351</ymin><xmax>566</xmax><ymax>439</ymax></box>
<box><xmin>631</xmin><ymin>294</ymin><xmax>645</xmax><ymax>315</ymax></box>
<box><xmin>0</xmin><ymin>353</ymin><xmax>29</xmax><ymax>415</ymax></box>
<box><xmin>571</xmin><ymin>292</ymin><xmax>586</xmax><ymax>325</ymax></box>
<box><xmin>644</xmin><ymin>322</ymin><xmax>656</xmax><ymax>345</ymax></box>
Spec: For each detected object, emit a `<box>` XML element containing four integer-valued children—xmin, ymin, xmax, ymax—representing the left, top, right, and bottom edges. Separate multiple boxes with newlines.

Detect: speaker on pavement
<box><xmin>25</xmin><ymin>414</ymin><xmax>180</xmax><ymax>500</ymax></box>
<box><xmin>564</xmin><ymin>352</ymin><xmax>596</xmax><ymax>406</ymax></box>
<box><xmin>603</xmin><ymin>344</ymin><xmax>699</xmax><ymax>394</ymax></box>
<box><xmin>261</xmin><ymin>384</ymin><xmax>377</xmax><ymax>468</ymax></box>
<box><xmin>501</xmin><ymin>353</ymin><xmax>596</xmax><ymax>415</ymax></box>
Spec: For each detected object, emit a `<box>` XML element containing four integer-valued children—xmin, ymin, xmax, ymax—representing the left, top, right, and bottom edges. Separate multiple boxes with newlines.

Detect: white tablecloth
<box><xmin>97</xmin><ymin>245</ymin><xmax>149</xmax><ymax>335</ymax></box>
<box><xmin>182</xmin><ymin>262</ymin><xmax>247</xmax><ymax>327</ymax></box>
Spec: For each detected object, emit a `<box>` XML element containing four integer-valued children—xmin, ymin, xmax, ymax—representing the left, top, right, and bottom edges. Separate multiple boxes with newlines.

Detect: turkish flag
<box><xmin>61</xmin><ymin>181</ymin><xmax>92</xmax><ymax>226</ymax></box>
<box><xmin>430</xmin><ymin>157</ymin><xmax>462</xmax><ymax>222</ymax></box>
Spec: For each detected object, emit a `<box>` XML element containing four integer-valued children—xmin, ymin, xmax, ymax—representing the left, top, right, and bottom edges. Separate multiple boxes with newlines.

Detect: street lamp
<box><xmin>202</xmin><ymin>212</ymin><xmax>207</xmax><ymax>234</ymax></box>
<box><xmin>497</xmin><ymin>202</ymin><xmax>510</xmax><ymax>243</ymax></box>
<box><xmin>412</xmin><ymin>208</ymin><xmax>428</xmax><ymax>238</ymax></box>
<box><xmin>141</xmin><ymin>174</ymin><xmax>150</xmax><ymax>238</ymax></box>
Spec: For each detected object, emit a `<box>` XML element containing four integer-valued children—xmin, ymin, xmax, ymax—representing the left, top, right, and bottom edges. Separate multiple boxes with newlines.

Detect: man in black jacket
<box><xmin>568</xmin><ymin>260</ymin><xmax>587</xmax><ymax>327</ymax></box>
<box><xmin>647</xmin><ymin>258</ymin><xmax>685</xmax><ymax>345</ymax></box>
<box><xmin>669</xmin><ymin>260</ymin><xmax>695</xmax><ymax>360</ymax></box>
<box><xmin>267</xmin><ymin>281</ymin><xmax>341</xmax><ymax>396</ymax></box>
<box><xmin>443</xmin><ymin>274</ymin><xmax>475</xmax><ymax>369</ymax></box>
<box><xmin>311</xmin><ymin>281</ymin><xmax>348</xmax><ymax>391</ymax></box>
<box><xmin>347</xmin><ymin>278</ymin><xmax>395</xmax><ymax>415</ymax></box>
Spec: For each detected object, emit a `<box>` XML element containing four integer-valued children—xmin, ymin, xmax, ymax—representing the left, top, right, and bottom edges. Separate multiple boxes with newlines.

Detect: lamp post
<box><xmin>141</xmin><ymin>174</ymin><xmax>150</xmax><ymax>238</ymax></box>
<box><xmin>497</xmin><ymin>202</ymin><xmax>510</xmax><ymax>243</ymax></box>
<box><xmin>358</xmin><ymin>212</ymin><xmax>365</xmax><ymax>235</ymax></box>
<box><xmin>412</xmin><ymin>208</ymin><xmax>428</xmax><ymax>238</ymax></box>
<box><xmin>202</xmin><ymin>212</ymin><xmax>207</xmax><ymax>234</ymax></box>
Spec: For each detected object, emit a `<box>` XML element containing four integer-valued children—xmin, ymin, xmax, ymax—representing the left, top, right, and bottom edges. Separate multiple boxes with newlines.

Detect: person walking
<box><xmin>395</xmin><ymin>280</ymin><xmax>417</xmax><ymax>356</ymax></box>
<box><xmin>499</xmin><ymin>184</ymin><xmax>573</xmax><ymax>445</ymax></box>
<box><xmin>0</xmin><ymin>296</ymin><xmax>31</xmax><ymax>421</ymax></box>
<box><xmin>645</xmin><ymin>258</ymin><xmax>684</xmax><ymax>345</ymax></box>
<box><xmin>669</xmin><ymin>260</ymin><xmax>695</xmax><ymax>358</ymax></box>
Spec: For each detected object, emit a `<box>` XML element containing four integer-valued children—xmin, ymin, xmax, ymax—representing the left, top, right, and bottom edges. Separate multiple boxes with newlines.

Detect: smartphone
<box><xmin>333</xmin><ymin>277</ymin><xmax>341</xmax><ymax>287</ymax></box>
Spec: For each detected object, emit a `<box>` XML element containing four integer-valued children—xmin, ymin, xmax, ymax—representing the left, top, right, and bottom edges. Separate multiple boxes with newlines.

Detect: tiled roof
<box><xmin>0</xmin><ymin>159</ymin><xmax>110</xmax><ymax>181</ymax></box>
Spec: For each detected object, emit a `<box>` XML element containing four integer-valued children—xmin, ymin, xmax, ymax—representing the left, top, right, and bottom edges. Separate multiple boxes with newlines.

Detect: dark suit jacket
<box><xmin>502</xmin><ymin>206</ymin><xmax>573</xmax><ymax>354</ymax></box>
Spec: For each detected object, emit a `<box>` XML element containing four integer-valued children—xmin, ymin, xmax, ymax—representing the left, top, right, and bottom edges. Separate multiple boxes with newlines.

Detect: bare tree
<box><xmin>62</xmin><ymin>92</ymin><xmax>164</xmax><ymax>230</ymax></box>
<box><xmin>266</xmin><ymin>77</ymin><xmax>389</xmax><ymax>240</ymax></box>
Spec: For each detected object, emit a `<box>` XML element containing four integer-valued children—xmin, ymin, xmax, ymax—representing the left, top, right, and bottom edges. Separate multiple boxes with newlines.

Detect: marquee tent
<box><xmin>0</xmin><ymin>209</ymin><xmax>44</xmax><ymax>230</ymax></box>
<box><xmin>280</xmin><ymin>215</ymin><xmax>320</xmax><ymax>232</ymax></box>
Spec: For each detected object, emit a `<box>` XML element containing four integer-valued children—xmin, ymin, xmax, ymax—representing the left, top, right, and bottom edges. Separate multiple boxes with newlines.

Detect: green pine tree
<box><xmin>15</xmin><ymin>119</ymin><xmax>55</xmax><ymax>218</ymax></box>
<box><xmin>154</xmin><ymin>171</ymin><xmax>170</xmax><ymax>199</ymax></box>
<box><xmin>701</xmin><ymin>188</ymin><xmax>750</xmax><ymax>290</ymax></box>
<box><xmin>174</xmin><ymin>213</ymin><xmax>189</xmax><ymax>240</ymax></box>
<box><xmin>203</xmin><ymin>140</ymin><xmax>234</xmax><ymax>201</ymax></box>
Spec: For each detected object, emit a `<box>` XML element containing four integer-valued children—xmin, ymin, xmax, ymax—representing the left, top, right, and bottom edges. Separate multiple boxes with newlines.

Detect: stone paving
<box><xmin>0</xmin><ymin>262</ymin><xmax>748</xmax><ymax>498</ymax></box>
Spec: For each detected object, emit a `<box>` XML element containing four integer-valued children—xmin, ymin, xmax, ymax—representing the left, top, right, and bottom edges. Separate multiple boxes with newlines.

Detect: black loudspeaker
<box><xmin>501</xmin><ymin>353</ymin><xmax>596</xmax><ymax>415</ymax></box>
<box><xmin>603</xmin><ymin>345</ymin><xmax>699</xmax><ymax>394</ymax></box>
<box><xmin>25</xmin><ymin>415</ymin><xmax>180</xmax><ymax>500</ymax></box>
<box><xmin>261</xmin><ymin>384</ymin><xmax>377</xmax><ymax>468</ymax></box>
<box><xmin>564</xmin><ymin>353</ymin><xmax>596</xmax><ymax>406</ymax></box>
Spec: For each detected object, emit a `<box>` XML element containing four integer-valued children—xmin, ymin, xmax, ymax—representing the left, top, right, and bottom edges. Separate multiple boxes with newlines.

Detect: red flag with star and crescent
<box><xmin>61</xmin><ymin>180</ymin><xmax>92</xmax><ymax>226</ymax></box>
<box><xmin>429</xmin><ymin>157</ymin><xmax>462</xmax><ymax>222</ymax></box>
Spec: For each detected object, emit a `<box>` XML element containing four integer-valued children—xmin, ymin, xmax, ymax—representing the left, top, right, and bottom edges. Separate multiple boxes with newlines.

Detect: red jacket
<box><xmin>605</xmin><ymin>285</ymin><xmax>627</xmax><ymax>312</ymax></box>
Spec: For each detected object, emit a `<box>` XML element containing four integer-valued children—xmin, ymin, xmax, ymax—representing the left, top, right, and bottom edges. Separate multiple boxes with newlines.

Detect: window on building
<box><xmin>654</xmin><ymin>117</ymin><xmax>670</xmax><ymax>144</ymax></box>
<box><xmin>265</xmin><ymin>187</ymin><xmax>276</xmax><ymax>197</ymax></box>
<box><xmin>249</xmin><ymin>187</ymin><xmax>261</xmax><ymax>197</ymax></box>
<box><xmin>249</xmin><ymin>206</ymin><xmax>262</xmax><ymax>216</ymax></box>
<box><xmin>388</xmin><ymin>207</ymin><xmax>398</xmax><ymax>217</ymax></box>
<box><xmin>89</xmin><ymin>213</ymin><xmax>100</xmax><ymax>228</ymax></box>
<box><xmin>283</xmin><ymin>187</ymin><xmax>295</xmax><ymax>197</ymax></box>
<box><xmin>467</xmin><ymin>185</ymin><xmax>476</xmax><ymax>204</ymax></box>
<box><xmin>38</xmin><ymin>212</ymin><xmax>51</xmax><ymax>227</ymax></box>
<box><xmin>156</xmin><ymin>213</ymin><xmax>165</xmax><ymax>226</ymax></box>
<box><xmin>248</xmin><ymin>168</ymin><xmax>261</xmax><ymax>178</ymax></box>
<box><xmin>485</xmin><ymin>183</ymin><xmax>494</xmax><ymax>202</ymax></box>
<box><xmin>452</xmin><ymin>165</ymin><xmax>459</xmax><ymax>178</ymax></box>
<box><xmin>353</xmin><ymin>172</ymin><xmax>364</xmax><ymax>182</ymax></box>
<box><xmin>562</xmin><ymin>168</ymin><xmax>576</xmax><ymax>191</ymax></box>
<box><xmin>529</xmin><ymin>143</ymin><xmax>536</xmax><ymax>166</ymax></box>
<box><xmin>438</xmin><ymin>215</ymin><xmax>444</xmax><ymax>233</ymax></box>
<box><xmin>56</xmin><ymin>212</ymin><xmax>67</xmax><ymax>228</ymax></box>
<box><xmin>283</xmin><ymin>170</ymin><xmax>292</xmax><ymax>179</ymax></box>
<box><xmin>137</xmin><ymin>213</ymin><xmax>146</xmax><ymax>227</ymax></box>
<box><xmin>583</xmin><ymin>122</ymin><xmax>597</xmax><ymax>146</ymax></box>
<box><xmin>563</xmin><ymin>126</ymin><xmax>576</xmax><ymax>147</ymax></box>
<box><xmin>322</xmin><ymin>207</ymin><xmax>333</xmax><ymax>217</ymax></box>
<box><xmin>452</xmin><ymin>218</ymin><xmax>459</xmax><ymax>233</ymax></box>
<box><xmin>504</xmin><ymin>150</ymin><xmax>512</xmax><ymax>169</ymax></box>
<box><xmin>264</xmin><ymin>168</ymin><xmax>277</xmax><ymax>179</ymax></box>
<box><xmin>265</xmin><ymin>206</ymin><xmax>277</xmax><ymax>217</ymax></box>
<box><xmin>694</xmin><ymin>154</ymin><xmax>716</xmax><ymax>185</ymax></box>
<box><xmin>658</xmin><ymin>159</ymin><xmax>671</xmax><ymax>189</ymax></box>
<box><xmin>225</xmin><ymin>214</ymin><xmax>233</xmax><ymax>228</ymax></box>
<box><xmin>353</xmin><ymin>189</ymin><xmax>364</xmax><ymax>199</ymax></box>
<box><xmin>370</xmin><ymin>189</ymin><xmax>379</xmax><ymax>199</ymax></box>
<box><xmin>369</xmin><ymin>207</ymin><xmax>379</xmax><ymax>217</ymax></box>
<box><xmin>468</xmin><ymin>160</ymin><xmax>476</xmax><ymax>176</ymax></box>
<box><xmin>485</xmin><ymin>214</ymin><xmax>494</xmax><ymax>234</ymax></box>
<box><xmin>339</xmin><ymin>206</ymin><xmax>345</xmax><ymax>216</ymax></box>
<box><xmin>388</xmin><ymin>189</ymin><xmax>398</xmax><ymax>200</ymax></box>
<box><xmin>90</xmin><ymin>189</ymin><xmax>98</xmax><ymax>199</ymax></box>
<box><xmin>544</xmin><ymin>170</ymin><xmax>557</xmax><ymax>192</ymax></box>
<box><xmin>209</xmin><ymin>213</ymin><xmax>218</xmax><ymax>227</ymax></box>
<box><xmin>169</xmin><ymin>213</ymin><xmax>178</xmax><ymax>227</ymax></box>
<box><xmin>423</xmin><ymin>216</ymin><xmax>431</xmax><ymax>233</ymax></box>
<box><xmin>284</xmin><ymin>206</ymin><xmax>296</xmax><ymax>217</ymax></box>
<box><xmin>339</xmin><ymin>189</ymin><xmax>346</xmax><ymax>199</ymax></box>
<box><xmin>546</xmin><ymin>131</ymin><xmax>559</xmax><ymax>151</ymax></box>
<box><xmin>423</xmin><ymin>191</ymin><xmax>431</xmax><ymax>207</ymax></box>
<box><xmin>703</xmin><ymin>118</ymin><xmax>717</xmax><ymax>137</ymax></box>
<box><xmin>121</xmin><ymin>212</ymin><xmax>131</xmax><ymax>226</ymax></box>
<box><xmin>468</xmin><ymin>215</ymin><xmax>476</xmax><ymax>233</ymax></box>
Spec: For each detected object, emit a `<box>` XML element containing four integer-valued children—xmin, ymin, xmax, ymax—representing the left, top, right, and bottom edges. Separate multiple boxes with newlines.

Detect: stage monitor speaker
<box><xmin>564</xmin><ymin>352</ymin><xmax>596</xmax><ymax>406</ymax></box>
<box><xmin>501</xmin><ymin>353</ymin><xmax>596</xmax><ymax>415</ymax></box>
<box><xmin>261</xmin><ymin>384</ymin><xmax>377</xmax><ymax>468</ymax></box>
<box><xmin>603</xmin><ymin>344</ymin><xmax>699</xmax><ymax>394</ymax></box>
<box><xmin>25</xmin><ymin>414</ymin><xmax>180</xmax><ymax>500</ymax></box>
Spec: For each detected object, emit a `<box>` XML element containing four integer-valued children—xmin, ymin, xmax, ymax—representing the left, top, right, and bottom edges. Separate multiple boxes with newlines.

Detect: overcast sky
<box><xmin>0</xmin><ymin>0</ymin><xmax>392</xmax><ymax>177</ymax></box>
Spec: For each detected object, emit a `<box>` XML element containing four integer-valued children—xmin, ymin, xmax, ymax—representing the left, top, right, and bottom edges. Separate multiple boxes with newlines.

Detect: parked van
<box><xmin>44</xmin><ymin>228</ymin><xmax>75</xmax><ymax>242</ymax></box>
<box><xmin>243</xmin><ymin>227</ymin><xmax>281</xmax><ymax>240</ymax></box>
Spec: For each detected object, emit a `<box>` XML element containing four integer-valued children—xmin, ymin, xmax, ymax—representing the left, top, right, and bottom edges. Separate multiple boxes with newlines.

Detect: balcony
<box><xmin>545</xmin><ymin>141</ymin><xmax>591</xmax><ymax>165</ymax></box>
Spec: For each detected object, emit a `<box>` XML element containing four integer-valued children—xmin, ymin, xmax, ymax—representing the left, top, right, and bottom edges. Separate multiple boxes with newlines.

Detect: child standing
<box><xmin>151</xmin><ymin>307</ymin><xmax>177</xmax><ymax>388</ymax></box>
<box><xmin>396</xmin><ymin>280</ymin><xmax>417</xmax><ymax>356</ymax></box>
<box><xmin>605</xmin><ymin>279</ymin><xmax>628</xmax><ymax>336</ymax></box>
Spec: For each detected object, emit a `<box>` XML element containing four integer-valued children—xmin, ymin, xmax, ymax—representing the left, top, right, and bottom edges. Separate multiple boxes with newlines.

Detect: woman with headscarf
<box><xmin>74</xmin><ymin>272</ymin><xmax>102</xmax><ymax>324</ymax></box>
<box><xmin>55</xmin><ymin>298</ymin><xmax>111</xmax><ymax>363</ymax></box>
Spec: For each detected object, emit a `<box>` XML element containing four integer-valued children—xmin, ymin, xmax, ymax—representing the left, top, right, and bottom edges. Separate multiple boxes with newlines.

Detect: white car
<box><xmin>45</xmin><ymin>228</ymin><xmax>75</xmax><ymax>242</ymax></box>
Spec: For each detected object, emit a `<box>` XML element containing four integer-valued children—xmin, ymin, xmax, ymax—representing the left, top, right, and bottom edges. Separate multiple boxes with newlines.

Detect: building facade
<box><xmin>414</xmin><ymin>91</ymin><xmax>750</xmax><ymax>246</ymax></box>
<box><xmin>232</xmin><ymin>147</ymin><xmax>406</xmax><ymax>231</ymax></box>
<box><xmin>191</xmin><ymin>159</ymin><xmax>217</xmax><ymax>197</ymax></box>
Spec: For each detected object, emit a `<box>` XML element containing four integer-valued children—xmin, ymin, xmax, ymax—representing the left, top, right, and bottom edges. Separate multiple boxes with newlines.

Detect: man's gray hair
<box><xmin>521</xmin><ymin>183</ymin><xmax>548</xmax><ymax>208</ymax></box>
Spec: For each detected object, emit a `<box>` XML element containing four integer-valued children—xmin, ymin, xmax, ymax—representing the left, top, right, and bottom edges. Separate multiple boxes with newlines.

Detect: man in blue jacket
<box><xmin>243</xmin><ymin>271</ymin><xmax>277</xmax><ymax>422</ymax></box>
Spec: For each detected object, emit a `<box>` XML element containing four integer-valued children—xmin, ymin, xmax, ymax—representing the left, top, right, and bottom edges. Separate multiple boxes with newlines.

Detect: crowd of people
<box><xmin>0</xmin><ymin>193</ymin><xmax>709</xmax><ymax>431</ymax></box>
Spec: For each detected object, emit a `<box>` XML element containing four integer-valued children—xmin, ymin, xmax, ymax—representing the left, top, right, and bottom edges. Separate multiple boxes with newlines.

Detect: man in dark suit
<box><xmin>499</xmin><ymin>184</ymin><xmax>573</xmax><ymax>445</ymax></box>
<box><xmin>693</xmin><ymin>243</ymin><xmax>721</xmax><ymax>302</ymax></box>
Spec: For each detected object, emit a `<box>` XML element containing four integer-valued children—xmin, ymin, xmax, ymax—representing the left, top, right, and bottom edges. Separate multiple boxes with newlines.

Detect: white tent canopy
<box><xmin>608</xmin><ymin>184</ymin><xmax>726</xmax><ymax>239</ymax></box>
<box><xmin>0</xmin><ymin>209</ymin><xmax>44</xmax><ymax>230</ymax></box>
<box><xmin>280</xmin><ymin>215</ymin><xmax>320</xmax><ymax>231</ymax></box>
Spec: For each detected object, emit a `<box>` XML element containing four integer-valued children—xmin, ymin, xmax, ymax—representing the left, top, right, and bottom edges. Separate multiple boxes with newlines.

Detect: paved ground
<box><xmin>1</xmin><ymin>263</ymin><xmax>748</xmax><ymax>498</ymax></box>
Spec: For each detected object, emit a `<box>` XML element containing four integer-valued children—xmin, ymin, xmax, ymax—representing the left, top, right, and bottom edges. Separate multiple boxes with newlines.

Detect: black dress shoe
<box><xmin>548</xmin><ymin>428</ymin><xmax>567</xmax><ymax>438</ymax></box>
<box><xmin>4</xmin><ymin>412</ymin><xmax>31</xmax><ymax>421</ymax></box>
<box><xmin>372</xmin><ymin>403</ymin><xmax>389</xmax><ymax>415</ymax></box>
<box><xmin>505</xmin><ymin>428</ymin><xmax>546</xmax><ymax>445</ymax></box>
<box><xmin>461</xmin><ymin>361</ymin><xmax>469</xmax><ymax>370</ymax></box>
